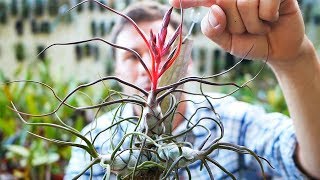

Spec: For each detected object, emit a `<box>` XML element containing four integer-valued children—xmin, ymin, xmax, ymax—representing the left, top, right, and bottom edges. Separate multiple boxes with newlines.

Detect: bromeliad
<box><xmin>7</xmin><ymin>0</ymin><xmax>273</xmax><ymax>179</ymax></box>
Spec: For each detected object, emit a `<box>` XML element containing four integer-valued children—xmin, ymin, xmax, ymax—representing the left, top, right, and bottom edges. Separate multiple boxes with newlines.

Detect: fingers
<box><xmin>170</xmin><ymin>0</ymin><xmax>281</xmax><ymax>34</ymax></box>
<box><xmin>259</xmin><ymin>0</ymin><xmax>281</xmax><ymax>22</ymax></box>
<box><xmin>217</xmin><ymin>0</ymin><xmax>246</xmax><ymax>34</ymax></box>
<box><xmin>201</xmin><ymin>5</ymin><xmax>231</xmax><ymax>51</ymax></box>
<box><xmin>237</xmin><ymin>0</ymin><xmax>270</xmax><ymax>34</ymax></box>
<box><xmin>169</xmin><ymin>0</ymin><xmax>215</xmax><ymax>8</ymax></box>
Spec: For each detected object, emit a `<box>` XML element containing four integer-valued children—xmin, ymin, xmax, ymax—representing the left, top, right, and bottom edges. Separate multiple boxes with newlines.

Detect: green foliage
<box><xmin>0</xmin><ymin>60</ymin><xmax>111</xmax><ymax>178</ymax></box>
<box><xmin>220</xmin><ymin>68</ymin><xmax>289</xmax><ymax>116</ymax></box>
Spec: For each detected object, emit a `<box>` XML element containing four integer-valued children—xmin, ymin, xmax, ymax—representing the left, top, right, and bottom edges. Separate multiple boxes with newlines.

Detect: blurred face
<box><xmin>114</xmin><ymin>20</ymin><xmax>175</xmax><ymax>96</ymax></box>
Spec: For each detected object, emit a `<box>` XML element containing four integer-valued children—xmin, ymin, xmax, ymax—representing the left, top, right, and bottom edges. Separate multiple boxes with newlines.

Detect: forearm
<box><xmin>269</xmin><ymin>37</ymin><xmax>320</xmax><ymax>178</ymax></box>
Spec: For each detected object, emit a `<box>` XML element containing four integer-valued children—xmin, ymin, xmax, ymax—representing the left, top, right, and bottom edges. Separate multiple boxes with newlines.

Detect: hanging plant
<box><xmin>93</xmin><ymin>45</ymin><xmax>99</xmax><ymax>61</ymax></box>
<box><xmin>314</xmin><ymin>15</ymin><xmax>320</xmax><ymax>25</ymax></box>
<box><xmin>22</xmin><ymin>0</ymin><xmax>31</xmax><ymax>19</ymax></box>
<box><xmin>75</xmin><ymin>45</ymin><xmax>82</xmax><ymax>61</ymax></box>
<box><xmin>15</xmin><ymin>42</ymin><xmax>26</xmax><ymax>62</ymax></box>
<box><xmin>48</xmin><ymin>0</ymin><xmax>59</xmax><ymax>16</ymax></box>
<box><xmin>99</xmin><ymin>0</ymin><xmax>106</xmax><ymax>12</ymax></box>
<box><xmin>225</xmin><ymin>53</ymin><xmax>236</xmax><ymax>70</ymax></box>
<box><xmin>100</xmin><ymin>21</ymin><xmax>106</xmax><ymax>36</ymax></box>
<box><xmin>212</xmin><ymin>49</ymin><xmax>221</xmax><ymax>74</ymax></box>
<box><xmin>0</xmin><ymin>11</ymin><xmax>8</xmax><ymax>25</ymax></box>
<box><xmin>15</xmin><ymin>20</ymin><xmax>24</xmax><ymax>36</ymax></box>
<box><xmin>88</xmin><ymin>0</ymin><xmax>95</xmax><ymax>11</ymax></box>
<box><xmin>76</xmin><ymin>0</ymin><xmax>83</xmax><ymax>13</ymax></box>
<box><xmin>105</xmin><ymin>57</ymin><xmax>114</xmax><ymax>76</ymax></box>
<box><xmin>40</xmin><ymin>21</ymin><xmax>52</xmax><ymax>34</ymax></box>
<box><xmin>34</xmin><ymin>0</ymin><xmax>44</xmax><ymax>17</ymax></box>
<box><xmin>37</xmin><ymin>45</ymin><xmax>46</xmax><ymax>61</ymax></box>
<box><xmin>91</xmin><ymin>21</ymin><xmax>97</xmax><ymax>37</ymax></box>
<box><xmin>107</xmin><ymin>20</ymin><xmax>115</xmax><ymax>33</ymax></box>
<box><xmin>30</xmin><ymin>19</ymin><xmax>38</xmax><ymax>34</ymax></box>
<box><xmin>10</xmin><ymin>0</ymin><xmax>18</xmax><ymax>16</ymax></box>
<box><xmin>0</xmin><ymin>2</ymin><xmax>8</xmax><ymax>24</ymax></box>
<box><xmin>84</xmin><ymin>43</ymin><xmax>92</xmax><ymax>57</ymax></box>
<box><xmin>199</xmin><ymin>47</ymin><xmax>206</xmax><ymax>74</ymax></box>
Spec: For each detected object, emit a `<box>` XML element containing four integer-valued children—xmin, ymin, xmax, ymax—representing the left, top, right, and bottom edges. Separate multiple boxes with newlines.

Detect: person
<box><xmin>65</xmin><ymin>0</ymin><xmax>320</xmax><ymax>179</ymax></box>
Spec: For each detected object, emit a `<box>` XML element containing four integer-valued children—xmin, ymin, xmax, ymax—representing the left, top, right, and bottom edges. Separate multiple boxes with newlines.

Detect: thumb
<box><xmin>201</xmin><ymin>5</ymin><xmax>230</xmax><ymax>50</ymax></box>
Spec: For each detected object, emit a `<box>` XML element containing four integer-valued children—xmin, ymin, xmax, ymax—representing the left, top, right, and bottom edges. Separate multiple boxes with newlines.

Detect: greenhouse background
<box><xmin>0</xmin><ymin>0</ymin><xmax>320</xmax><ymax>179</ymax></box>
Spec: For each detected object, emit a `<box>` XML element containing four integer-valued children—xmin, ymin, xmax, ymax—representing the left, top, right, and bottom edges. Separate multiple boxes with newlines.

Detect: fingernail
<box><xmin>207</xmin><ymin>8</ymin><xmax>219</xmax><ymax>28</ymax></box>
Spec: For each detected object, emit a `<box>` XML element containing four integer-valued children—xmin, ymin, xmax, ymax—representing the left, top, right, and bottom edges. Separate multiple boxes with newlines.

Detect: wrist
<box><xmin>268</xmin><ymin>36</ymin><xmax>317</xmax><ymax>76</ymax></box>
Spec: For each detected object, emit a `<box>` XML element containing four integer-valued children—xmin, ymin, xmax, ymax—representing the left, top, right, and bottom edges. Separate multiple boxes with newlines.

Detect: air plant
<box><xmin>6</xmin><ymin>0</ymin><xmax>272</xmax><ymax>179</ymax></box>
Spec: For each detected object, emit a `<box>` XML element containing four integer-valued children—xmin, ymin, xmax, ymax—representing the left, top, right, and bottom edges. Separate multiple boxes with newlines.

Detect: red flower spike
<box><xmin>159</xmin><ymin>24</ymin><xmax>183</xmax><ymax>77</ymax></box>
<box><xmin>161</xmin><ymin>25</ymin><xmax>181</xmax><ymax>56</ymax></box>
<box><xmin>158</xmin><ymin>7</ymin><xmax>173</xmax><ymax>50</ymax></box>
<box><xmin>146</xmin><ymin>5</ymin><xmax>183</xmax><ymax>91</ymax></box>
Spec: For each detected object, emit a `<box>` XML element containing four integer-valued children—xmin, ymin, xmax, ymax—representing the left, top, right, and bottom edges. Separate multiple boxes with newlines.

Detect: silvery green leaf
<box><xmin>5</xmin><ymin>145</ymin><xmax>30</xmax><ymax>158</ymax></box>
<box><xmin>32</xmin><ymin>152</ymin><xmax>59</xmax><ymax>166</ymax></box>
<box><xmin>159</xmin><ymin>39</ymin><xmax>193</xmax><ymax>134</ymax></box>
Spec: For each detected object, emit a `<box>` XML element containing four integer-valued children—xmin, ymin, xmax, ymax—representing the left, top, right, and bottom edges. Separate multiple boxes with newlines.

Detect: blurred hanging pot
<box><xmin>0</xmin><ymin>2</ymin><xmax>8</xmax><ymax>24</ymax></box>
<box><xmin>100</xmin><ymin>21</ymin><xmax>106</xmax><ymax>36</ymax></box>
<box><xmin>37</xmin><ymin>45</ymin><xmax>46</xmax><ymax>61</ymax></box>
<box><xmin>91</xmin><ymin>20</ymin><xmax>97</xmax><ymax>37</ymax></box>
<box><xmin>34</xmin><ymin>0</ymin><xmax>44</xmax><ymax>17</ymax></box>
<box><xmin>89</xmin><ymin>0</ymin><xmax>95</xmax><ymax>11</ymax></box>
<box><xmin>15</xmin><ymin>42</ymin><xmax>26</xmax><ymax>62</ymax></box>
<box><xmin>22</xmin><ymin>0</ymin><xmax>31</xmax><ymax>19</ymax></box>
<box><xmin>10</xmin><ymin>0</ymin><xmax>18</xmax><ymax>16</ymax></box>
<box><xmin>48</xmin><ymin>0</ymin><xmax>59</xmax><ymax>16</ymax></box>
<box><xmin>15</xmin><ymin>20</ymin><xmax>24</xmax><ymax>36</ymax></box>
<box><xmin>40</xmin><ymin>21</ymin><xmax>52</xmax><ymax>34</ymax></box>
<box><xmin>75</xmin><ymin>45</ymin><xmax>83</xmax><ymax>61</ymax></box>
<box><xmin>30</xmin><ymin>19</ymin><xmax>38</xmax><ymax>34</ymax></box>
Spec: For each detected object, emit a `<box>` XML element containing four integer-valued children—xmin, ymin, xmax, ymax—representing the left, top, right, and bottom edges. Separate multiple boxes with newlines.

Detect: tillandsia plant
<box><xmin>5</xmin><ymin>0</ymin><xmax>273</xmax><ymax>179</ymax></box>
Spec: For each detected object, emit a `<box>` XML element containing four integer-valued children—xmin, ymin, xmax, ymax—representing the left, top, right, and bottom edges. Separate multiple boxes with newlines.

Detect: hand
<box><xmin>169</xmin><ymin>0</ymin><xmax>307</xmax><ymax>67</ymax></box>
